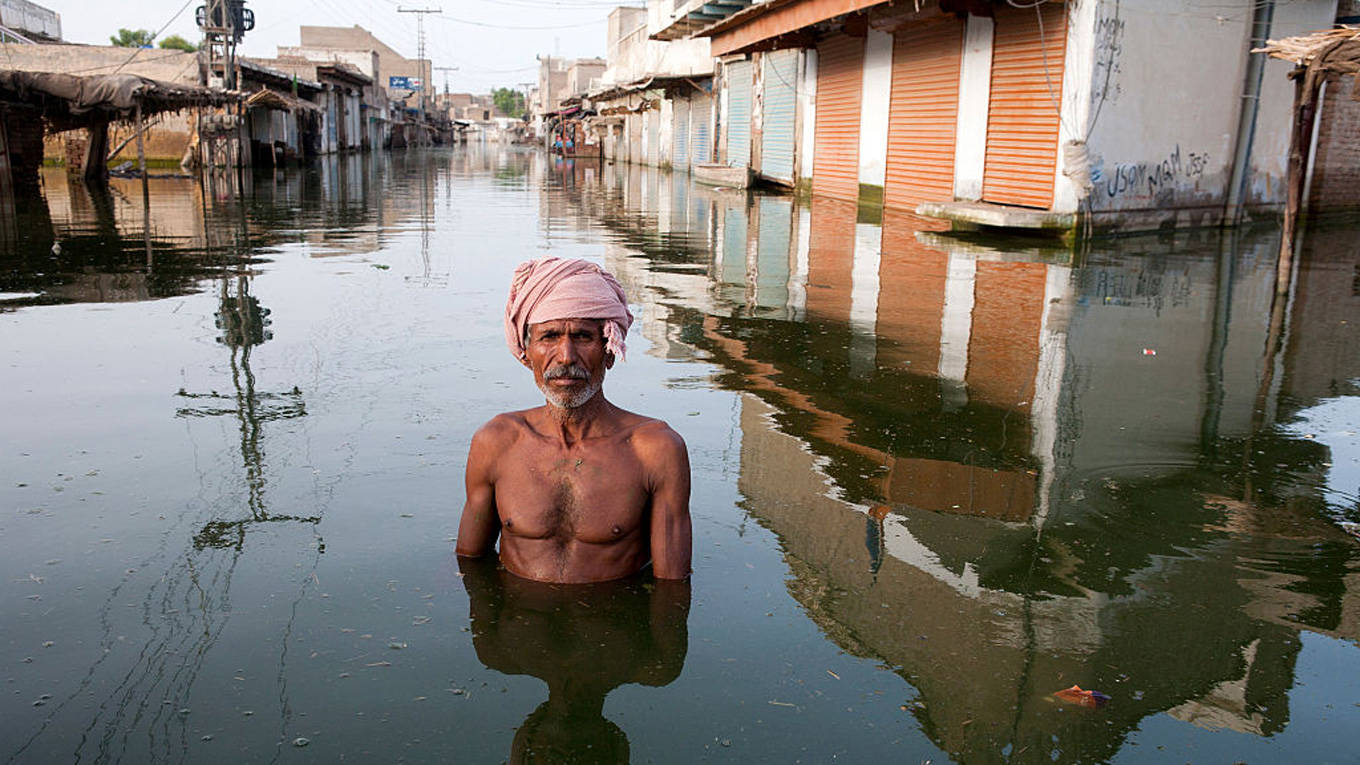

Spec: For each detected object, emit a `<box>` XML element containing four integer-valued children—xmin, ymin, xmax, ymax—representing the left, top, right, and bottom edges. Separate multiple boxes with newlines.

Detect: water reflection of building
<box><xmin>0</xmin><ymin>151</ymin><xmax>456</xmax><ymax>308</ymax></box>
<box><xmin>552</xmin><ymin>161</ymin><xmax>1360</xmax><ymax>762</ymax></box>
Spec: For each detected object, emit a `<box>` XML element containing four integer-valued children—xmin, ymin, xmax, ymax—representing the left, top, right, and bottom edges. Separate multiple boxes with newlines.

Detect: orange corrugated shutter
<box><xmin>982</xmin><ymin>2</ymin><xmax>1067</xmax><ymax>209</ymax></box>
<box><xmin>884</xmin><ymin>18</ymin><xmax>964</xmax><ymax>211</ymax></box>
<box><xmin>812</xmin><ymin>34</ymin><xmax>864</xmax><ymax>202</ymax></box>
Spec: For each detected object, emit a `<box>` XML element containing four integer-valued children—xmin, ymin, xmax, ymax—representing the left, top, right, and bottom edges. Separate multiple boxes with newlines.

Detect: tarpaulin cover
<box><xmin>0</xmin><ymin>70</ymin><xmax>234</xmax><ymax>117</ymax></box>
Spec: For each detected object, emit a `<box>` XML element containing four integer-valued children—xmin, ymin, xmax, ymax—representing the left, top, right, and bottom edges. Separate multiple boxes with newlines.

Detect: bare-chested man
<box><xmin>456</xmin><ymin>257</ymin><xmax>691</xmax><ymax>583</ymax></box>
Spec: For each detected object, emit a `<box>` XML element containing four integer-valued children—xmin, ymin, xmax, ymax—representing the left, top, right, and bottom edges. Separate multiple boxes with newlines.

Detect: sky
<box><xmin>51</xmin><ymin>0</ymin><xmax>631</xmax><ymax>93</ymax></box>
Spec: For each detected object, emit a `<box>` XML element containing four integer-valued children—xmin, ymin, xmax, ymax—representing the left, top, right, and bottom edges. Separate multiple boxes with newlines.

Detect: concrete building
<box><xmin>566</xmin><ymin>57</ymin><xmax>607</xmax><ymax>96</ymax></box>
<box><xmin>247</xmin><ymin>57</ymin><xmax>373</xmax><ymax>154</ymax></box>
<box><xmin>596</xmin><ymin>0</ymin><xmax>1354</xmax><ymax>234</ymax></box>
<box><xmin>298</xmin><ymin>25</ymin><xmax>431</xmax><ymax>113</ymax></box>
<box><xmin>239</xmin><ymin>59</ymin><xmax>325</xmax><ymax>164</ymax></box>
<box><xmin>533</xmin><ymin>56</ymin><xmax>570</xmax><ymax>131</ymax></box>
<box><xmin>0</xmin><ymin>0</ymin><xmax>60</xmax><ymax>42</ymax></box>
<box><xmin>584</xmin><ymin>4</ymin><xmax>715</xmax><ymax>170</ymax></box>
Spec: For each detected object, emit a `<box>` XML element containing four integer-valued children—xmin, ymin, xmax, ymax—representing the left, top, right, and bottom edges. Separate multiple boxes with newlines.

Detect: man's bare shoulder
<box><xmin>470</xmin><ymin>410</ymin><xmax>537</xmax><ymax>449</ymax></box>
<box><xmin>622</xmin><ymin>415</ymin><xmax>688</xmax><ymax>460</ymax></box>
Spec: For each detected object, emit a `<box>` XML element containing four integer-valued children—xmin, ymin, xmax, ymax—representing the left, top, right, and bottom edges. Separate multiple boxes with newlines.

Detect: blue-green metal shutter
<box><xmin>761</xmin><ymin>50</ymin><xmax>798</xmax><ymax>184</ymax></box>
<box><xmin>672</xmin><ymin>98</ymin><xmax>689</xmax><ymax>170</ymax></box>
<box><xmin>690</xmin><ymin>94</ymin><xmax>712</xmax><ymax>166</ymax></box>
<box><xmin>726</xmin><ymin>61</ymin><xmax>753</xmax><ymax>168</ymax></box>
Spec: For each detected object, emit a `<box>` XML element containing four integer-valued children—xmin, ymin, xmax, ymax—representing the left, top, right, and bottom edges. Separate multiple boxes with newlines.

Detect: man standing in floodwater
<box><xmin>456</xmin><ymin>257</ymin><xmax>692</xmax><ymax>583</ymax></box>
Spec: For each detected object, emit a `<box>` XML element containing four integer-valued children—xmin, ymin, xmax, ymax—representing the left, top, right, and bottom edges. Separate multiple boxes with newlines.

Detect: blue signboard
<box><xmin>388</xmin><ymin>76</ymin><xmax>422</xmax><ymax>91</ymax></box>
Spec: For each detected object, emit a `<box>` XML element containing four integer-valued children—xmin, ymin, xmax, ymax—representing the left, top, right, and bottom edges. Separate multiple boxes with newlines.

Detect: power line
<box><xmin>427</xmin><ymin>12</ymin><xmax>608</xmax><ymax>30</ymax></box>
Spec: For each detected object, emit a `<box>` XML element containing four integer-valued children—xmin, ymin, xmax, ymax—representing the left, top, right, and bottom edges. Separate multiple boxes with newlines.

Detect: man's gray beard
<box><xmin>538</xmin><ymin>376</ymin><xmax>602</xmax><ymax>409</ymax></box>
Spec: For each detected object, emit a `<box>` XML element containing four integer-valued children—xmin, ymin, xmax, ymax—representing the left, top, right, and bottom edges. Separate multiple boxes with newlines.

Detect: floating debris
<box><xmin>1052</xmin><ymin>685</ymin><xmax>1110</xmax><ymax>708</ymax></box>
<box><xmin>292</xmin><ymin>737</ymin><xmax>310</xmax><ymax>747</ymax></box>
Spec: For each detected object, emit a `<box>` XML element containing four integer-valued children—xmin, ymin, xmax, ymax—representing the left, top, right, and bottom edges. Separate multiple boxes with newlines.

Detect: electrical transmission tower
<box><xmin>397</xmin><ymin>6</ymin><xmax>440</xmax><ymax>131</ymax></box>
<box><xmin>197</xmin><ymin>0</ymin><xmax>254</xmax><ymax>90</ymax></box>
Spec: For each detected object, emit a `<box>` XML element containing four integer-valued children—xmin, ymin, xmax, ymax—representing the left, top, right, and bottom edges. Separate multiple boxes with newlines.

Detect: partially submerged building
<box><xmin>589</xmin><ymin>0</ymin><xmax>1355</xmax><ymax>233</ymax></box>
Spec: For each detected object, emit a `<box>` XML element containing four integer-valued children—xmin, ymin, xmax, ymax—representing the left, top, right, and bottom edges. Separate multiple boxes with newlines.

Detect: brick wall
<box><xmin>1307</xmin><ymin>74</ymin><xmax>1360</xmax><ymax>213</ymax></box>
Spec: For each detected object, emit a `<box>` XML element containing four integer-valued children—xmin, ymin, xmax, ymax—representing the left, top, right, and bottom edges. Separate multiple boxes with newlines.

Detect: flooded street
<box><xmin>2</xmin><ymin>147</ymin><xmax>1358</xmax><ymax>763</ymax></box>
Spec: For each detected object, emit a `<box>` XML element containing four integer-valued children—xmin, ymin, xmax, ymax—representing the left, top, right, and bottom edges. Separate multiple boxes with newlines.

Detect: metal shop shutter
<box><xmin>812</xmin><ymin>34</ymin><xmax>864</xmax><ymax>202</ymax></box>
<box><xmin>982</xmin><ymin>2</ymin><xmax>1067</xmax><ymax>209</ymax></box>
<box><xmin>726</xmin><ymin>60</ymin><xmax>753</xmax><ymax>168</ymax></box>
<box><xmin>761</xmin><ymin>49</ymin><xmax>799</xmax><ymax>184</ymax></box>
<box><xmin>883</xmin><ymin>18</ymin><xmax>964</xmax><ymax>211</ymax></box>
<box><xmin>690</xmin><ymin>93</ymin><xmax>713</xmax><ymax>166</ymax></box>
<box><xmin>672</xmin><ymin>97</ymin><xmax>690</xmax><ymax>170</ymax></box>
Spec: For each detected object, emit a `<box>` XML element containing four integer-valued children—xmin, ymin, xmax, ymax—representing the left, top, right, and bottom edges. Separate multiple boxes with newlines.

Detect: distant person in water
<box><xmin>456</xmin><ymin>257</ymin><xmax>692</xmax><ymax>583</ymax></box>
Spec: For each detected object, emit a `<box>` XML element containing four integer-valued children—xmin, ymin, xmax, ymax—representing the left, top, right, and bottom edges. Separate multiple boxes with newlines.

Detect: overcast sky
<box><xmin>51</xmin><ymin>0</ymin><xmax>628</xmax><ymax>93</ymax></box>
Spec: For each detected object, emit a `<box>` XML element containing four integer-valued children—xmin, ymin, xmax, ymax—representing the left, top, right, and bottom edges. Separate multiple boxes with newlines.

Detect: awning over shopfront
<box><xmin>0</xmin><ymin>70</ymin><xmax>237</xmax><ymax>130</ymax></box>
<box><xmin>693</xmin><ymin>0</ymin><xmax>882</xmax><ymax>56</ymax></box>
<box><xmin>652</xmin><ymin>0</ymin><xmax>754</xmax><ymax>41</ymax></box>
<box><xmin>245</xmin><ymin>88</ymin><xmax>321</xmax><ymax>113</ymax></box>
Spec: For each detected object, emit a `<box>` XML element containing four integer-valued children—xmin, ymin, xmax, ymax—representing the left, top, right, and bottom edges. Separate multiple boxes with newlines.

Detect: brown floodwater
<box><xmin>1</xmin><ymin>147</ymin><xmax>1358</xmax><ymax>763</ymax></box>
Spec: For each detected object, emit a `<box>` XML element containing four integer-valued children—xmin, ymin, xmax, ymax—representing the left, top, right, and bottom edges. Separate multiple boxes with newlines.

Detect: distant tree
<box><xmin>110</xmin><ymin>28</ymin><xmax>155</xmax><ymax>47</ymax></box>
<box><xmin>492</xmin><ymin>87</ymin><xmax>526</xmax><ymax>118</ymax></box>
<box><xmin>158</xmin><ymin>34</ymin><xmax>198</xmax><ymax>52</ymax></box>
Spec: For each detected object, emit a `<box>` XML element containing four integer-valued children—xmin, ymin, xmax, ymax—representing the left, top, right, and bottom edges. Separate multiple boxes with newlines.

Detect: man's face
<box><xmin>524</xmin><ymin>318</ymin><xmax>613</xmax><ymax>409</ymax></box>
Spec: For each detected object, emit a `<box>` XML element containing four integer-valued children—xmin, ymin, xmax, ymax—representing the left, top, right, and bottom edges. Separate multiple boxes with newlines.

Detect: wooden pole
<box><xmin>1274</xmin><ymin>66</ymin><xmax>1319</xmax><ymax>300</ymax></box>
<box><xmin>135</xmin><ymin>101</ymin><xmax>148</xmax><ymax>179</ymax></box>
<box><xmin>83</xmin><ymin>120</ymin><xmax>109</xmax><ymax>182</ymax></box>
<box><xmin>136</xmin><ymin>101</ymin><xmax>152</xmax><ymax>270</ymax></box>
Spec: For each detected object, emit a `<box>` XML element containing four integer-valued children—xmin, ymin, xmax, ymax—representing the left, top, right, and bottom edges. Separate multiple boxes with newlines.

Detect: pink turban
<box><xmin>504</xmin><ymin>257</ymin><xmax>634</xmax><ymax>363</ymax></box>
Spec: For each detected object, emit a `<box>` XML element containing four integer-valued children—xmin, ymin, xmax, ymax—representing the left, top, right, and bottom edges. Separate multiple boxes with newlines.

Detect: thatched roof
<box><xmin>245</xmin><ymin>87</ymin><xmax>321</xmax><ymax>113</ymax></box>
<box><xmin>0</xmin><ymin>70</ymin><xmax>238</xmax><ymax>129</ymax></box>
<box><xmin>1255</xmin><ymin>27</ymin><xmax>1360</xmax><ymax>76</ymax></box>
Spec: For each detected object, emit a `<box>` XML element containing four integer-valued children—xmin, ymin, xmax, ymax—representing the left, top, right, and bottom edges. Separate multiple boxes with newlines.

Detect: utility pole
<box><xmin>434</xmin><ymin>65</ymin><xmax>458</xmax><ymax>95</ymax></box>
<box><xmin>397</xmin><ymin>6</ymin><xmax>440</xmax><ymax>136</ymax></box>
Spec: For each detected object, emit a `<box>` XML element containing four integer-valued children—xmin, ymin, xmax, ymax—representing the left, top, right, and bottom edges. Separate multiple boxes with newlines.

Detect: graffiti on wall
<box><xmin>1090</xmin><ymin>1</ymin><xmax>1126</xmax><ymax>115</ymax></box>
<box><xmin>1090</xmin><ymin>144</ymin><xmax>1211</xmax><ymax>201</ymax></box>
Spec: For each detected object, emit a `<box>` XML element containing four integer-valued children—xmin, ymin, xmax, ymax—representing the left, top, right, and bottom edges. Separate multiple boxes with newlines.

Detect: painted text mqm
<box><xmin>1096</xmin><ymin>145</ymin><xmax>1210</xmax><ymax>200</ymax></box>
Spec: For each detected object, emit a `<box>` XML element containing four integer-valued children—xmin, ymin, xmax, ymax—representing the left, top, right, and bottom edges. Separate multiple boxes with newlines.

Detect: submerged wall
<box><xmin>1080</xmin><ymin>0</ymin><xmax>1337</xmax><ymax>230</ymax></box>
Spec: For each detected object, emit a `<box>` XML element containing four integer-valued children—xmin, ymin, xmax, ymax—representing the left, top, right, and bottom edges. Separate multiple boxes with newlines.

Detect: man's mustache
<box><xmin>544</xmin><ymin>363</ymin><xmax>590</xmax><ymax>380</ymax></box>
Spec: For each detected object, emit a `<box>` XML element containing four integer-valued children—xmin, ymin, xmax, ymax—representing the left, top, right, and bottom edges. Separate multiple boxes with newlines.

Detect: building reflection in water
<box><xmin>545</xmin><ymin>159</ymin><xmax>1360</xmax><ymax>762</ymax></box>
<box><xmin>460</xmin><ymin>558</ymin><xmax>690</xmax><ymax>764</ymax></box>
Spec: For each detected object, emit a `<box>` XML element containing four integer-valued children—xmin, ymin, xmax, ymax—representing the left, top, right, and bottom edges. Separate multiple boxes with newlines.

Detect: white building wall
<box><xmin>659</xmin><ymin>97</ymin><xmax>674</xmax><ymax>168</ymax></box>
<box><xmin>857</xmin><ymin>29</ymin><xmax>893</xmax><ymax>188</ymax></box>
<box><xmin>604</xmin><ymin>22</ymin><xmax>713</xmax><ymax>85</ymax></box>
<box><xmin>1082</xmin><ymin>0</ymin><xmax>1335</xmax><ymax>221</ymax></box>
<box><xmin>0</xmin><ymin>0</ymin><xmax>60</xmax><ymax>40</ymax></box>
<box><xmin>1052</xmin><ymin>0</ymin><xmax>1097</xmax><ymax>213</ymax></box>
<box><xmin>277</xmin><ymin>47</ymin><xmax>377</xmax><ymax>79</ymax></box>
<box><xmin>953</xmin><ymin>14</ymin><xmax>994</xmax><ymax>201</ymax></box>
